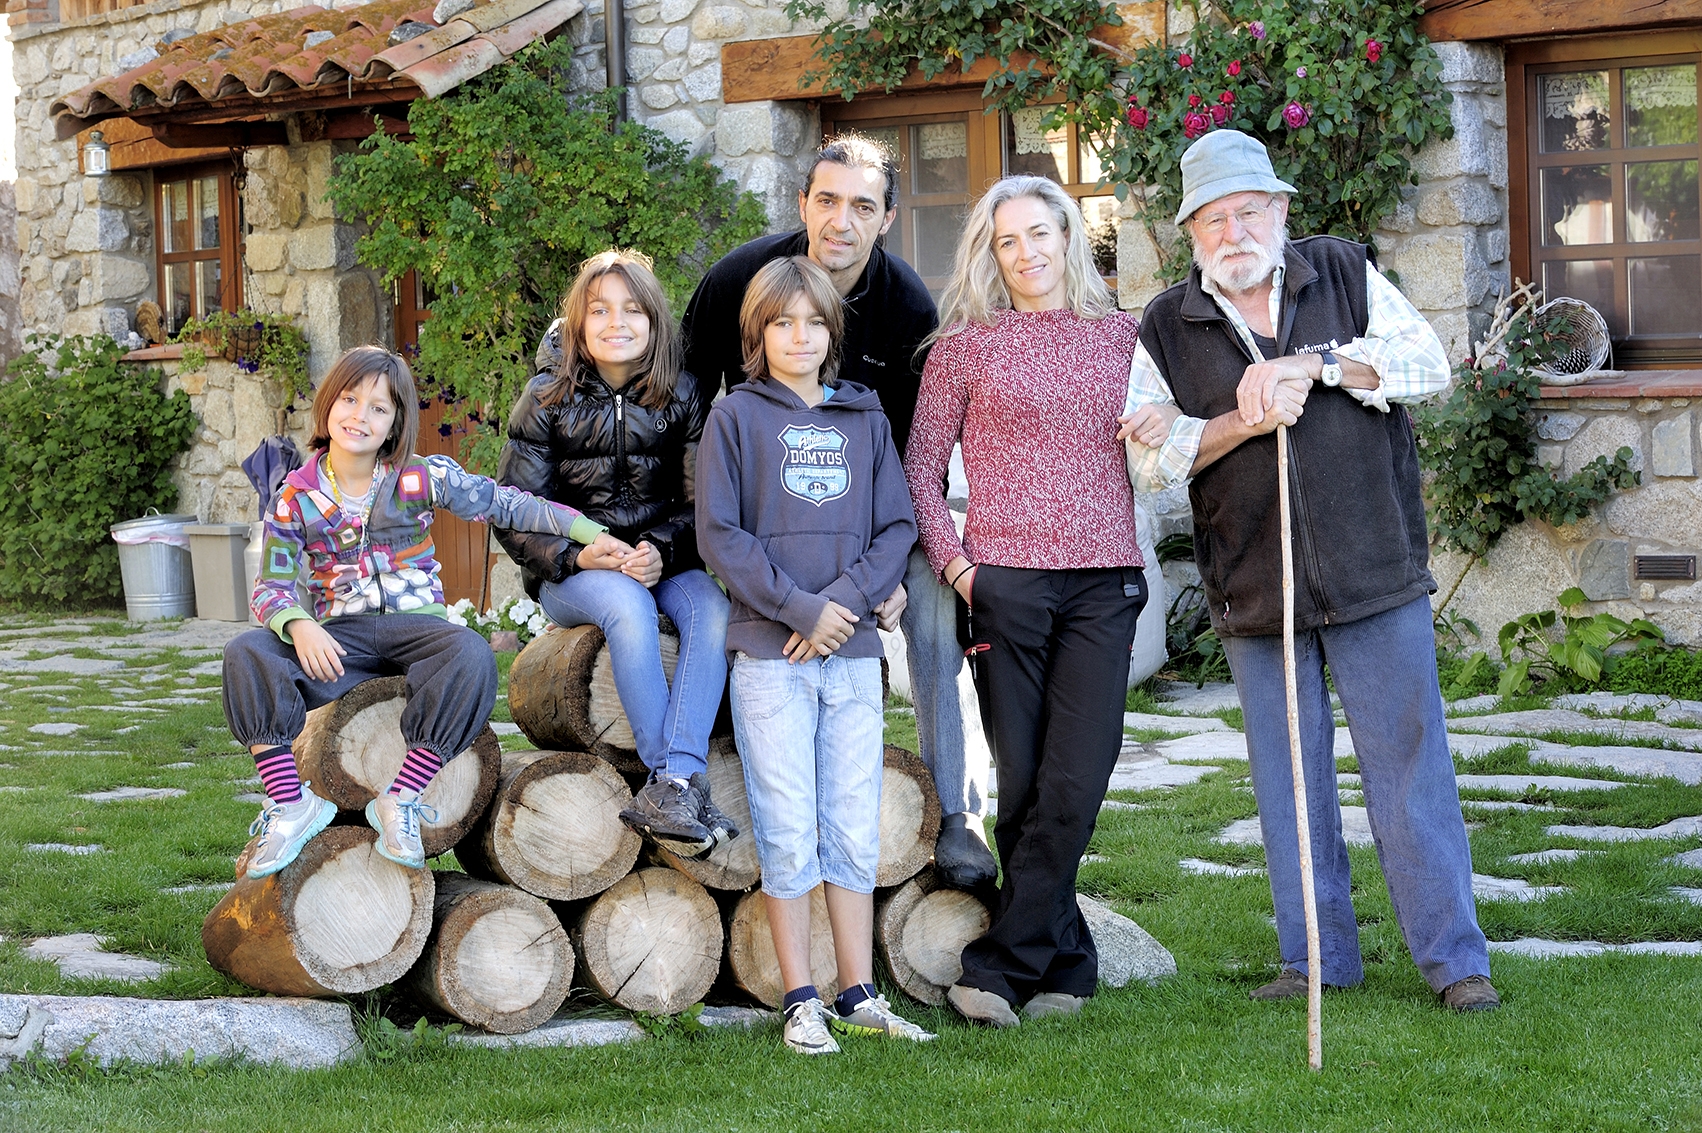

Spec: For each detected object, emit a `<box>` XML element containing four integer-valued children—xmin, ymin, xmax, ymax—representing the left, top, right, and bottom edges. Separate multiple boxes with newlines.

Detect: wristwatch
<box><xmin>1319</xmin><ymin>351</ymin><xmax>1343</xmax><ymax>387</ymax></box>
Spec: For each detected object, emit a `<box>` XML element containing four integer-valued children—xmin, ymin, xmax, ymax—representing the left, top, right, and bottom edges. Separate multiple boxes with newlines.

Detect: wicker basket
<box><xmin>1529</xmin><ymin>297</ymin><xmax>1611</xmax><ymax>385</ymax></box>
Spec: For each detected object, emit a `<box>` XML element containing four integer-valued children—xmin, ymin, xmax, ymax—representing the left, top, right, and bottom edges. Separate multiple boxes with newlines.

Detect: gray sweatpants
<box><xmin>221</xmin><ymin>613</ymin><xmax>497</xmax><ymax>766</ymax></box>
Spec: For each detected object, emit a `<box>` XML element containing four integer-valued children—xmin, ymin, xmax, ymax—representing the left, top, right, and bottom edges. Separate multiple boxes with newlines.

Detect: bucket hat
<box><xmin>1174</xmin><ymin>130</ymin><xmax>1298</xmax><ymax>226</ymax></box>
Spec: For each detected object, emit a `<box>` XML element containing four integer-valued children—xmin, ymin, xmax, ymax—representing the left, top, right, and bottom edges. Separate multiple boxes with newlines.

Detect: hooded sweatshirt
<box><xmin>696</xmin><ymin>378</ymin><xmax>917</xmax><ymax>661</ymax></box>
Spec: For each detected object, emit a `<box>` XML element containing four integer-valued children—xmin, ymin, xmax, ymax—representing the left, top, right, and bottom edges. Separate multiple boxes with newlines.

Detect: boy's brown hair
<box><xmin>308</xmin><ymin>345</ymin><xmax>420</xmax><ymax>463</ymax></box>
<box><xmin>737</xmin><ymin>256</ymin><xmax>845</xmax><ymax>386</ymax></box>
<box><xmin>538</xmin><ymin>249</ymin><xmax>681</xmax><ymax>411</ymax></box>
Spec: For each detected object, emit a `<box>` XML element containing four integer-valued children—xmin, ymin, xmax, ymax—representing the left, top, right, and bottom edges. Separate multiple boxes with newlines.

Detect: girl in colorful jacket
<box><xmin>223</xmin><ymin>345</ymin><xmax>622</xmax><ymax>878</ymax></box>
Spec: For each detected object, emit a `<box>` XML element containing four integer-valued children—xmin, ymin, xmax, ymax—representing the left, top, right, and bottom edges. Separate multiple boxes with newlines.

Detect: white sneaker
<box><xmin>364</xmin><ymin>790</ymin><xmax>438</xmax><ymax>869</ymax></box>
<box><xmin>833</xmin><ymin>993</ymin><xmax>937</xmax><ymax>1041</ymax></box>
<box><xmin>782</xmin><ymin>997</ymin><xmax>840</xmax><ymax>1055</ymax></box>
<box><xmin>245</xmin><ymin>785</ymin><xmax>337</xmax><ymax>879</ymax></box>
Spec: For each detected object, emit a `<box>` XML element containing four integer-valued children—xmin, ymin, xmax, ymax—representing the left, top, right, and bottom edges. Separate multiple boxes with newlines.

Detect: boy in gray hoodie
<box><xmin>696</xmin><ymin>256</ymin><xmax>928</xmax><ymax>1054</ymax></box>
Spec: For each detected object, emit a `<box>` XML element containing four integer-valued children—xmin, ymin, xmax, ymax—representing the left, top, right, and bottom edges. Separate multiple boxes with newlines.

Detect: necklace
<box><xmin>324</xmin><ymin>458</ymin><xmax>378</xmax><ymax>523</ymax></box>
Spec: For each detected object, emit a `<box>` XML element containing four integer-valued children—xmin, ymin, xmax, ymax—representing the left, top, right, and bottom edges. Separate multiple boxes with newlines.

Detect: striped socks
<box><xmin>253</xmin><ymin>746</ymin><xmax>302</xmax><ymax>805</ymax></box>
<box><xmin>387</xmin><ymin>746</ymin><xmax>442</xmax><ymax>797</ymax></box>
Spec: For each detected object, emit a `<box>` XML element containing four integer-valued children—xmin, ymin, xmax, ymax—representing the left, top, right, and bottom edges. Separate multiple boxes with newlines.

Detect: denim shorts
<box><xmin>729</xmin><ymin>652</ymin><xmax>885</xmax><ymax>900</ymax></box>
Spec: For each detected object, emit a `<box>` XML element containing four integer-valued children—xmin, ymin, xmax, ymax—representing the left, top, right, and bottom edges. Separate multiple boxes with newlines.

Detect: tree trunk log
<box><xmin>572</xmin><ymin>867</ymin><xmax>722</xmax><ymax>1015</ymax></box>
<box><xmin>875</xmin><ymin>867</ymin><xmax>992</xmax><ymax>1005</ymax></box>
<box><xmin>507</xmin><ymin>620</ymin><xmax>680</xmax><ymax>775</ymax></box>
<box><xmin>293</xmin><ymin>676</ymin><xmax>501</xmax><ymax>857</ymax></box>
<box><xmin>723</xmin><ymin>885</ymin><xmax>840</xmax><ymax>1009</ymax></box>
<box><xmin>202</xmin><ymin>826</ymin><xmax>435</xmax><ymax>997</ymax></box>
<box><xmin>876</xmin><ymin>745</ymin><xmax>942</xmax><ymax>887</ymax></box>
<box><xmin>407</xmin><ymin>873</ymin><xmax>573</xmax><ymax>1034</ymax></box>
<box><xmin>456</xmin><ymin>749</ymin><xmax>641</xmax><ymax>901</ymax></box>
<box><xmin>647</xmin><ymin>735</ymin><xmax>760</xmax><ymax>891</ymax></box>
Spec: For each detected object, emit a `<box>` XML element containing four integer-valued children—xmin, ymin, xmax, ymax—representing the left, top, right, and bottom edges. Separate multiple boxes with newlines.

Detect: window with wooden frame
<box><xmin>821</xmin><ymin>93</ymin><xmax>1118</xmax><ymax>297</ymax></box>
<box><xmin>1511</xmin><ymin>33</ymin><xmax>1702</xmax><ymax>367</ymax></box>
<box><xmin>154</xmin><ymin>163</ymin><xmax>242</xmax><ymax>337</ymax></box>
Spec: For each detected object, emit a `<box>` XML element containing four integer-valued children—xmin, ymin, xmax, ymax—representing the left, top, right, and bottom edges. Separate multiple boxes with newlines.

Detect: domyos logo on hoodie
<box><xmin>778</xmin><ymin>424</ymin><xmax>850</xmax><ymax>506</ymax></box>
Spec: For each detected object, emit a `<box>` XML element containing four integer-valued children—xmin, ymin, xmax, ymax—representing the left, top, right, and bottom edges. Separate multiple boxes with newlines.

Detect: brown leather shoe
<box><xmin>1249</xmin><ymin>968</ymin><xmax>1310</xmax><ymax>1001</ymax></box>
<box><xmin>1441</xmin><ymin>974</ymin><xmax>1501</xmax><ymax>1012</ymax></box>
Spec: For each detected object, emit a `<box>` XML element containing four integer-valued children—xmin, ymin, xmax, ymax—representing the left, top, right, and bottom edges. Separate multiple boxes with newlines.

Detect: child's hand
<box><xmin>783</xmin><ymin>632</ymin><xmax>827</xmax><ymax>663</ymax></box>
<box><xmin>620</xmin><ymin>541</ymin><xmax>663</xmax><ymax>588</ymax></box>
<box><xmin>291</xmin><ymin>620</ymin><xmax>347</xmax><ymax>682</ymax></box>
<box><xmin>806</xmin><ymin>600</ymin><xmax>859</xmax><ymax>655</ymax></box>
<box><xmin>577</xmin><ymin>532</ymin><xmax>635</xmax><ymax>571</ymax></box>
<box><xmin>873</xmin><ymin>583</ymin><xmax>907</xmax><ymax>632</ymax></box>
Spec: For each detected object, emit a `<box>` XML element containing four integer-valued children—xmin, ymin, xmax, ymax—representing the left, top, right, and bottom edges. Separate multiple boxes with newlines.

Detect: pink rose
<box><xmin>1182</xmin><ymin>110</ymin><xmax>1211</xmax><ymax>139</ymax></box>
<box><xmin>1188</xmin><ymin>93</ymin><xmax>1202</xmax><ymax>108</ymax></box>
<box><xmin>1227</xmin><ymin>59</ymin><xmax>1242</xmax><ymax>77</ymax></box>
<box><xmin>1127</xmin><ymin>105</ymin><xmax>1150</xmax><ymax>129</ymax></box>
<box><xmin>1177</xmin><ymin>52</ymin><xmax>1193</xmax><ymax>68</ymax></box>
<box><xmin>1282</xmin><ymin>100</ymin><xmax>1310</xmax><ymax>129</ymax></box>
<box><xmin>1249</xmin><ymin>21</ymin><xmax>1266</xmax><ymax>39</ymax></box>
<box><xmin>1209</xmin><ymin>103</ymin><xmax>1230</xmax><ymax>126</ymax></box>
<box><xmin>1366</xmin><ymin>38</ymin><xmax>1383</xmax><ymax>63</ymax></box>
<box><xmin>1220</xmin><ymin>90</ymin><xmax>1235</xmax><ymax>104</ymax></box>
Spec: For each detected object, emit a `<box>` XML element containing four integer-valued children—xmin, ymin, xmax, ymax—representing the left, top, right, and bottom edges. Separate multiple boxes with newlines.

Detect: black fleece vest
<box><xmin>1139</xmin><ymin>236</ymin><xmax>1434</xmax><ymax>638</ymax></box>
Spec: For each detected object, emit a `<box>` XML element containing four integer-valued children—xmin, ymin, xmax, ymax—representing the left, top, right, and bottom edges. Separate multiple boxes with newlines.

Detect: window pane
<box><xmin>1540</xmin><ymin>71</ymin><xmax>1611</xmax><ymax>152</ymax></box>
<box><xmin>1006</xmin><ymin>108</ymin><xmax>1068</xmax><ymax>182</ymax></box>
<box><xmin>194</xmin><ymin>176</ymin><xmax>220</xmax><ymax>250</ymax></box>
<box><xmin>161</xmin><ymin>180</ymin><xmax>191</xmax><ymax>254</ymax></box>
<box><xmin>1078</xmin><ymin>133</ymin><xmax>1106</xmax><ymax>187</ymax></box>
<box><xmin>1543</xmin><ymin>260</ymin><xmax>1618</xmax><ymax>335</ymax></box>
<box><xmin>912</xmin><ymin>203</ymin><xmax>966</xmax><ymax>279</ymax></box>
<box><xmin>1626</xmin><ymin>64</ymin><xmax>1698</xmax><ymax>147</ymax></box>
<box><xmin>854</xmin><ymin>125</ymin><xmax>900</xmax><ymax>163</ymax></box>
<box><xmin>1630</xmin><ymin>255</ymin><xmax>1702</xmax><ymax>335</ymax></box>
<box><xmin>197</xmin><ymin>258</ymin><xmax>222</xmax><ymax>319</ymax></box>
<box><xmin>163</xmin><ymin>261</ymin><xmax>194</xmax><ymax>335</ymax></box>
<box><xmin>1080</xmin><ymin>195</ymin><xmax>1118</xmax><ymax>276</ymax></box>
<box><xmin>911</xmin><ymin>122</ymin><xmax>967</xmax><ymax>194</ymax></box>
<box><xmin>1541</xmin><ymin>164</ymin><xmax>1613</xmax><ymax>245</ymax></box>
<box><xmin>1627</xmin><ymin>160</ymin><xmax>1700</xmax><ymax>242</ymax></box>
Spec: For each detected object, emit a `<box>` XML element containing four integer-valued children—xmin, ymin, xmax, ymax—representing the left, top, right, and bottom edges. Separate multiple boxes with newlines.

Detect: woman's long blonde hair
<box><xmin>928</xmin><ymin>176</ymin><xmax>1115</xmax><ymax>345</ymax></box>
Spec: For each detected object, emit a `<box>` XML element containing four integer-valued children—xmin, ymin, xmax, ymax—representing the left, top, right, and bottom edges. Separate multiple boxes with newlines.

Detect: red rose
<box><xmin>1227</xmin><ymin>59</ymin><xmax>1242</xmax><ymax>77</ymax></box>
<box><xmin>1366</xmin><ymin>38</ymin><xmax>1383</xmax><ymax>63</ymax></box>
<box><xmin>1220</xmin><ymin>90</ymin><xmax>1235</xmax><ymax>104</ymax></box>
<box><xmin>1127</xmin><ymin>105</ymin><xmax>1150</xmax><ymax>129</ymax></box>
<box><xmin>1188</xmin><ymin>93</ymin><xmax>1202</xmax><ymax>108</ymax></box>
<box><xmin>1177</xmin><ymin>52</ymin><xmax>1193</xmax><ymax>68</ymax></box>
<box><xmin>1182</xmin><ymin>110</ymin><xmax>1211</xmax><ymax>138</ymax></box>
<box><xmin>1209</xmin><ymin>103</ymin><xmax>1230</xmax><ymax>125</ymax></box>
<box><xmin>1282</xmin><ymin>100</ymin><xmax>1311</xmax><ymax>129</ymax></box>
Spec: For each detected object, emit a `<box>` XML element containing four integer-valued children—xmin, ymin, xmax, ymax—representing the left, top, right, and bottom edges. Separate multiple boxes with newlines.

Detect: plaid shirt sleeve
<box><xmin>1122</xmin><ymin>340</ymin><xmax>1206</xmax><ymax>493</ymax></box>
<box><xmin>1333</xmin><ymin>264</ymin><xmax>1452</xmax><ymax>412</ymax></box>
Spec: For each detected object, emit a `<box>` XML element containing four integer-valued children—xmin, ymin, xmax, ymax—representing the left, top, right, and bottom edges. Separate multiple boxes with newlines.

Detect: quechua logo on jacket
<box><xmin>778</xmin><ymin>424</ymin><xmax>850</xmax><ymax>506</ymax></box>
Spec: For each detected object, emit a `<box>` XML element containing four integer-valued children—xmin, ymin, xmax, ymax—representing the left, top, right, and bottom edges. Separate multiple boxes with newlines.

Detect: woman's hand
<box><xmin>576</xmin><ymin>531</ymin><xmax>635</xmax><ymax>571</ymax></box>
<box><xmin>620</xmin><ymin>541</ymin><xmax>663</xmax><ymax>588</ymax></box>
<box><xmin>944</xmin><ymin>556</ymin><xmax>977</xmax><ymax>606</ymax></box>
<box><xmin>291</xmin><ymin>620</ymin><xmax>347</xmax><ymax>683</ymax></box>
<box><xmin>1117</xmin><ymin>403</ymin><xmax>1182</xmax><ymax>449</ymax></box>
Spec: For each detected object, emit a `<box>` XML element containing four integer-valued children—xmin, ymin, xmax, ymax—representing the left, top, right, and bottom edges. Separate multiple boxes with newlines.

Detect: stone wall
<box><xmin>155</xmin><ymin>355</ymin><xmax>312</xmax><ymax>524</ymax></box>
<box><xmin>0</xmin><ymin>180</ymin><xmax>20</xmax><ymax>368</ymax></box>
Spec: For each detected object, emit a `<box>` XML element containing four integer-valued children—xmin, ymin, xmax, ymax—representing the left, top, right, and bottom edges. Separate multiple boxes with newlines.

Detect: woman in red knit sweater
<box><xmin>904</xmin><ymin>175</ymin><xmax>1148</xmax><ymax>1028</ymax></box>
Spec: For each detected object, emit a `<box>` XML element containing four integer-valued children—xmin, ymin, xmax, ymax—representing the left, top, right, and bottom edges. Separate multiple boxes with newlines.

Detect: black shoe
<box><xmin>1249</xmin><ymin>968</ymin><xmax>1309</xmax><ymax>1001</ymax></box>
<box><xmin>689</xmin><ymin>772</ymin><xmax>739</xmax><ymax>853</ymax></box>
<box><xmin>933</xmin><ymin>812</ymin><xmax>997</xmax><ymax>889</ymax></box>
<box><xmin>620</xmin><ymin>776</ymin><xmax>712</xmax><ymax>856</ymax></box>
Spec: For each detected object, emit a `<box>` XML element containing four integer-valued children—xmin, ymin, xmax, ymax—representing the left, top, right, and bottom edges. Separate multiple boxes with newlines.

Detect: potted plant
<box><xmin>172</xmin><ymin>310</ymin><xmax>312</xmax><ymax>402</ymax></box>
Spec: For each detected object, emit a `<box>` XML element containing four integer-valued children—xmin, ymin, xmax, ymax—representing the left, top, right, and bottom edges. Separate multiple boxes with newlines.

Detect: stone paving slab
<box><xmin>77</xmin><ymin>788</ymin><xmax>187</xmax><ymax>803</ymax></box>
<box><xmin>1667</xmin><ymin>887</ymin><xmax>1702</xmax><ymax>905</ymax></box>
<box><xmin>1077</xmin><ymin>894</ymin><xmax>1176</xmax><ymax>986</ymax></box>
<box><xmin>26</xmin><ymin>844</ymin><xmax>104</xmax><ymax>855</ymax></box>
<box><xmin>1668</xmin><ymin>849</ymin><xmax>1702</xmax><ymax>869</ymax></box>
<box><xmin>22</xmin><ymin>935</ymin><xmax>170</xmax><ymax>981</ymax></box>
<box><xmin>1219</xmin><ymin>807</ymin><xmax>1376</xmax><ymax>848</ymax></box>
<box><xmin>0</xmin><ymin>994</ymin><xmax>358</xmax><ymax>1069</ymax></box>
<box><xmin>1546</xmin><ymin>816</ymin><xmax>1702</xmax><ymax>842</ymax></box>
<box><xmin>1488</xmin><ymin>938</ymin><xmax>1702</xmax><ymax>958</ymax></box>
<box><xmin>1154</xmin><ymin>730</ymin><xmax>1561</xmax><ymax>764</ymax></box>
<box><xmin>0</xmin><ymin>657</ymin><xmax>124</xmax><ymax>675</ymax></box>
<box><xmin>1551</xmin><ymin>692</ymin><xmax>1702</xmax><ymax>726</ymax></box>
<box><xmin>1124</xmin><ymin>712</ymin><xmax>1232</xmax><ymax>735</ymax></box>
<box><xmin>1106</xmin><ymin>758</ymin><xmax>1222</xmax><ymax>793</ymax></box>
<box><xmin>1179</xmin><ymin>858</ymin><xmax>1265</xmax><ymax>878</ymax></box>
<box><xmin>1541</xmin><ymin>746</ymin><xmax>1702</xmax><ymax>786</ymax></box>
<box><xmin>1448</xmin><ymin>709</ymin><xmax>1702</xmax><ymax>751</ymax></box>
<box><xmin>1472</xmin><ymin>874</ymin><xmax>1566</xmax><ymax>902</ymax></box>
<box><xmin>1151</xmin><ymin>681</ymin><xmax>1243</xmax><ymax>715</ymax></box>
<box><xmin>1455</xmin><ymin>773</ymin><xmax>1630</xmax><ymax>793</ymax></box>
<box><xmin>1506</xmin><ymin>849</ymin><xmax>1602</xmax><ymax>864</ymax></box>
<box><xmin>1461</xmin><ymin>800</ymin><xmax>1559</xmax><ymax>812</ymax></box>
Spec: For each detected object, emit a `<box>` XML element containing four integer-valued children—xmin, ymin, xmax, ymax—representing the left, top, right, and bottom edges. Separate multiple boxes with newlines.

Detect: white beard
<box><xmin>1196</xmin><ymin>224</ymin><xmax>1287</xmax><ymax>295</ymax></box>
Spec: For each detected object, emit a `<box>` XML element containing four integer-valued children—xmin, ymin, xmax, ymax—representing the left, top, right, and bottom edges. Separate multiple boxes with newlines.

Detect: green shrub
<box><xmin>1606</xmin><ymin>648</ymin><xmax>1702</xmax><ymax>702</ymax></box>
<box><xmin>0</xmin><ymin>334</ymin><xmax>198</xmax><ymax>606</ymax></box>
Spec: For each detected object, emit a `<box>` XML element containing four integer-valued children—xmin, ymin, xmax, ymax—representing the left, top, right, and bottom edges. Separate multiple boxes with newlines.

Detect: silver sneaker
<box><xmin>833</xmin><ymin>993</ymin><xmax>937</xmax><ymax>1041</ymax></box>
<box><xmin>782</xmin><ymin>997</ymin><xmax>840</xmax><ymax>1055</ymax></box>
<box><xmin>364</xmin><ymin>790</ymin><xmax>438</xmax><ymax>869</ymax></box>
<box><xmin>245</xmin><ymin>785</ymin><xmax>337</xmax><ymax>879</ymax></box>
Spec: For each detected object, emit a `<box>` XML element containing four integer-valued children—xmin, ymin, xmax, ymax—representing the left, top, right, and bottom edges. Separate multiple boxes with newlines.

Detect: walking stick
<box><xmin>1277</xmin><ymin>422</ymin><xmax>1324</xmax><ymax>1071</ymax></box>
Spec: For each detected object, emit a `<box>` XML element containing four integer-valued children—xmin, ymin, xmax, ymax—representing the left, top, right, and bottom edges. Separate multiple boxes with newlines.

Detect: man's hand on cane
<box><xmin>1237</xmin><ymin>360</ymin><xmax>1314</xmax><ymax>432</ymax></box>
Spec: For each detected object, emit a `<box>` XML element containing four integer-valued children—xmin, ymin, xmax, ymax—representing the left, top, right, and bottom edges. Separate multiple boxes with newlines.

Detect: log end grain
<box><xmin>876</xmin><ymin>870</ymin><xmax>991</xmax><ymax>1006</ymax></box>
<box><xmin>652</xmin><ymin>736</ymin><xmax>760</xmax><ymax>892</ymax></box>
<box><xmin>875</xmin><ymin>745</ymin><xmax>942</xmax><ymax>887</ymax></box>
<box><xmin>573</xmin><ymin>867</ymin><xmax>722</xmax><ymax>1016</ymax></box>
<box><xmin>725</xmin><ymin>886</ymin><xmax>839</xmax><ymax>1009</ymax></box>
<box><xmin>410</xmin><ymin>873</ymin><xmax>573</xmax><ymax>1034</ymax></box>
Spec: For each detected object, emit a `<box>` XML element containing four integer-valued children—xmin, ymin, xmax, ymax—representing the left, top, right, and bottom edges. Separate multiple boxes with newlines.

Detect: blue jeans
<box><xmin>539</xmin><ymin>568</ymin><xmax>729</xmax><ymax>781</ymax></box>
<box><xmin>900</xmin><ymin>545</ymin><xmax>988</xmax><ymax>818</ymax></box>
<box><xmin>1220</xmin><ymin>595</ymin><xmax>1489</xmax><ymax>991</ymax></box>
<box><xmin>729</xmin><ymin>653</ymin><xmax>885</xmax><ymax>900</ymax></box>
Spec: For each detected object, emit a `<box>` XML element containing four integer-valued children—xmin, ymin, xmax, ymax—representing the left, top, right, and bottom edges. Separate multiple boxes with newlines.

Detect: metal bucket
<box><xmin>110</xmin><ymin>512</ymin><xmax>199</xmax><ymax>621</ymax></box>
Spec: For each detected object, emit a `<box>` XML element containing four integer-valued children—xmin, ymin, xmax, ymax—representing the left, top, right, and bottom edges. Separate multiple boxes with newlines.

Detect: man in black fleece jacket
<box><xmin>679</xmin><ymin>135</ymin><xmax>996</xmax><ymax>889</ymax></box>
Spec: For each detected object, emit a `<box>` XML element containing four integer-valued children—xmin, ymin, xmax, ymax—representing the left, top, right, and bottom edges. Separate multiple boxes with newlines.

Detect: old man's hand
<box><xmin>1236</xmin><ymin>357</ymin><xmax>1315</xmax><ymax>429</ymax></box>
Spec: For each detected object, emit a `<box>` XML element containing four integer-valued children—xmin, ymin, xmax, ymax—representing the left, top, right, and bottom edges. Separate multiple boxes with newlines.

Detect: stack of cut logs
<box><xmin>203</xmin><ymin>620</ymin><xmax>992</xmax><ymax>1034</ymax></box>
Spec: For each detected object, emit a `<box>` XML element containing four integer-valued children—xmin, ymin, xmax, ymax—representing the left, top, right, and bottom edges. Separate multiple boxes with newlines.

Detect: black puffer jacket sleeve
<box><xmin>635</xmin><ymin>370</ymin><xmax>709</xmax><ymax>577</ymax></box>
<box><xmin>494</xmin><ymin>375</ymin><xmax>580</xmax><ymax>590</ymax></box>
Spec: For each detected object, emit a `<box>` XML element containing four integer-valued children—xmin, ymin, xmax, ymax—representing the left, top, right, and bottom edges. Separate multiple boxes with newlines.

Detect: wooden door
<box><xmin>396</xmin><ymin>269</ymin><xmax>495</xmax><ymax>606</ymax></box>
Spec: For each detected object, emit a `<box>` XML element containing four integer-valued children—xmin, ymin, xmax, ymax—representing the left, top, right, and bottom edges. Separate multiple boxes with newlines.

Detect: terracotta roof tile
<box><xmin>51</xmin><ymin>0</ymin><xmax>580</xmax><ymax>139</ymax></box>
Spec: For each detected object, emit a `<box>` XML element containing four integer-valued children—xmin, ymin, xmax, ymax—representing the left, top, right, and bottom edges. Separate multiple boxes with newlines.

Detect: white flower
<box><xmin>512</xmin><ymin>597</ymin><xmax>538</xmax><ymax>621</ymax></box>
<box><xmin>527</xmin><ymin>612</ymin><xmax>548</xmax><ymax>636</ymax></box>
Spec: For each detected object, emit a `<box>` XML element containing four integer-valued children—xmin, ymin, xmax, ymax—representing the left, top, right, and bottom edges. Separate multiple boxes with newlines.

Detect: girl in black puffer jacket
<box><xmin>495</xmin><ymin>250</ymin><xmax>735</xmax><ymax>856</ymax></box>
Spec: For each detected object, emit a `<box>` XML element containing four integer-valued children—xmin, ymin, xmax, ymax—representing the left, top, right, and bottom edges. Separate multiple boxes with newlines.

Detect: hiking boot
<box><xmin>1249</xmin><ymin>968</ymin><xmax>1310</xmax><ymax>1001</ymax></box>
<box><xmin>934</xmin><ymin>812</ymin><xmax>997</xmax><ymax>890</ymax></box>
<box><xmin>689</xmin><ymin>772</ymin><xmax>739</xmax><ymax>852</ymax></box>
<box><xmin>245</xmin><ymin>784</ymin><xmax>337</xmax><ymax>879</ymax></box>
<box><xmin>1022</xmin><ymin>992</ymin><xmax>1087</xmax><ymax>1020</ymax></box>
<box><xmin>1441</xmin><ymin>974</ymin><xmax>1501</xmax><ymax>1012</ymax></box>
<box><xmin>621</xmin><ymin>776</ymin><xmax>713</xmax><ymax>857</ymax></box>
<box><xmin>782</xmin><ymin>997</ymin><xmax>840</xmax><ymax>1055</ymax></box>
<box><xmin>365</xmin><ymin>790</ymin><xmax>438</xmax><ymax>869</ymax></box>
<box><xmin>832</xmin><ymin>993</ymin><xmax>936</xmax><ymax>1041</ymax></box>
<box><xmin>947</xmin><ymin>983</ymin><xmax>1020</xmax><ymax>1028</ymax></box>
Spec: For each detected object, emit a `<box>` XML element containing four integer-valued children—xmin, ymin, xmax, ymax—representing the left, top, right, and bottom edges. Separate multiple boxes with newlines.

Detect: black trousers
<box><xmin>957</xmin><ymin>565</ymin><xmax>1146</xmax><ymax>1005</ymax></box>
<box><xmin>221</xmin><ymin>613</ymin><xmax>498</xmax><ymax>766</ymax></box>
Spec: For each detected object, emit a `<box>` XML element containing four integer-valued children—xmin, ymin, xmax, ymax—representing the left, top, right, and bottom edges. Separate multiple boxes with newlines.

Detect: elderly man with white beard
<box><xmin>1120</xmin><ymin>130</ymin><xmax>1499</xmax><ymax>1012</ymax></box>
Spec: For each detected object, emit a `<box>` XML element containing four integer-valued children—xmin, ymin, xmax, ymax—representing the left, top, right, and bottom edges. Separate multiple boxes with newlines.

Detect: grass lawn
<box><xmin>2</xmin><ymin>620</ymin><xmax>1702</xmax><ymax>1130</ymax></box>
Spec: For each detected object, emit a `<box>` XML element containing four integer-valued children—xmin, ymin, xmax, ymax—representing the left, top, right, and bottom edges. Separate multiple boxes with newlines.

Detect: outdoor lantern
<box><xmin>83</xmin><ymin>130</ymin><xmax>110</xmax><ymax>176</ymax></box>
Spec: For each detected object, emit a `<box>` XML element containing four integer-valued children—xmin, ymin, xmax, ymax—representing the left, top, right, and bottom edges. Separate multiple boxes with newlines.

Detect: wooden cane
<box><xmin>1277</xmin><ymin>422</ymin><xmax>1324</xmax><ymax>1071</ymax></box>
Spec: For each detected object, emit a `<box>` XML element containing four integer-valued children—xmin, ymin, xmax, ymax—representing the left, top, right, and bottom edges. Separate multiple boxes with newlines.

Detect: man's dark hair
<box><xmin>806</xmin><ymin>133</ymin><xmax>899</xmax><ymax>216</ymax></box>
